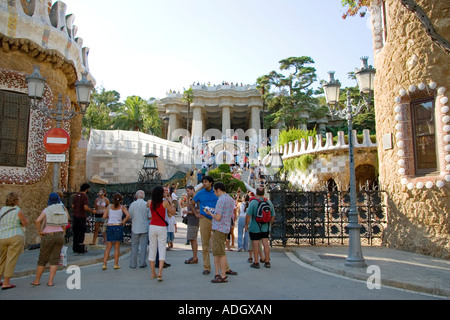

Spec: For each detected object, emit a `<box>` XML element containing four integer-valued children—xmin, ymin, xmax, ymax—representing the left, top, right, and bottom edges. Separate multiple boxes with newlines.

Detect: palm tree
<box><xmin>182</xmin><ymin>88</ymin><xmax>194</xmax><ymax>134</ymax></box>
<box><xmin>113</xmin><ymin>96</ymin><xmax>157</xmax><ymax>132</ymax></box>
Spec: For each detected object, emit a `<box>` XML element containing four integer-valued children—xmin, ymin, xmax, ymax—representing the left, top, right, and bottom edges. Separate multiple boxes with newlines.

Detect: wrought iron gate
<box><xmin>268</xmin><ymin>190</ymin><xmax>387</xmax><ymax>246</ymax></box>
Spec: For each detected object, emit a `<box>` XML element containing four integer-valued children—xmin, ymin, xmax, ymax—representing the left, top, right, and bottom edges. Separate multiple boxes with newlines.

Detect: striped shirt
<box><xmin>0</xmin><ymin>206</ymin><xmax>23</xmax><ymax>239</ymax></box>
<box><xmin>212</xmin><ymin>193</ymin><xmax>235</xmax><ymax>234</ymax></box>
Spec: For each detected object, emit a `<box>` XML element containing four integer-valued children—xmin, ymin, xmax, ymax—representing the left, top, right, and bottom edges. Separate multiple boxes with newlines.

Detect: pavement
<box><xmin>10</xmin><ymin>216</ymin><xmax>450</xmax><ymax>299</ymax></box>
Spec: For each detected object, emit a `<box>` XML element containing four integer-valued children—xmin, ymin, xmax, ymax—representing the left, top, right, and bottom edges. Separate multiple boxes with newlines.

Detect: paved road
<box><xmin>1</xmin><ymin>246</ymin><xmax>442</xmax><ymax>301</ymax></box>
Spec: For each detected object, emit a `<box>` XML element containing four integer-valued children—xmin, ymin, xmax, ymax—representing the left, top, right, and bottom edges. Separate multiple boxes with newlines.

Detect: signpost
<box><xmin>44</xmin><ymin>128</ymin><xmax>71</xmax><ymax>192</ymax></box>
<box><xmin>44</xmin><ymin>128</ymin><xmax>71</xmax><ymax>154</ymax></box>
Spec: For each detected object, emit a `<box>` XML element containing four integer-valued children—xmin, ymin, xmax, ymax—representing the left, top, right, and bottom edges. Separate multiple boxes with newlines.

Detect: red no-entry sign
<box><xmin>44</xmin><ymin>128</ymin><xmax>71</xmax><ymax>154</ymax></box>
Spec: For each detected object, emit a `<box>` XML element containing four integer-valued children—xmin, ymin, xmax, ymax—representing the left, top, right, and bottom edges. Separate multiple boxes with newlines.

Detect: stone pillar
<box><xmin>221</xmin><ymin>104</ymin><xmax>231</xmax><ymax>138</ymax></box>
<box><xmin>250</xmin><ymin>105</ymin><xmax>261</xmax><ymax>138</ymax></box>
<box><xmin>191</xmin><ymin>104</ymin><xmax>204</xmax><ymax>143</ymax></box>
<box><xmin>167</xmin><ymin>112</ymin><xmax>177</xmax><ymax>141</ymax></box>
<box><xmin>191</xmin><ymin>104</ymin><xmax>204</xmax><ymax>166</ymax></box>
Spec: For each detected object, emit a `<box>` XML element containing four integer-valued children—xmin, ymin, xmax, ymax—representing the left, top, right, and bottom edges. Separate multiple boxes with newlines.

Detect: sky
<box><xmin>61</xmin><ymin>0</ymin><xmax>374</xmax><ymax>102</ymax></box>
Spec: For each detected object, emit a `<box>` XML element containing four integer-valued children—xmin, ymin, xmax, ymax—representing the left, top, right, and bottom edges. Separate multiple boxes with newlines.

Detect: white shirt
<box><xmin>107</xmin><ymin>206</ymin><xmax>123</xmax><ymax>225</ymax></box>
<box><xmin>167</xmin><ymin>216</ymin><xmax>176</xmax><ymax>233</ymax></box>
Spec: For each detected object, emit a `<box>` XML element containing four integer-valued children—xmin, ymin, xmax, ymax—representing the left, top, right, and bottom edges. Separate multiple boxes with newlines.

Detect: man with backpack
<box><xmin>245</xmin><ymin>187</ymin><xmax>275</xmax><ymax>269</ymax></box>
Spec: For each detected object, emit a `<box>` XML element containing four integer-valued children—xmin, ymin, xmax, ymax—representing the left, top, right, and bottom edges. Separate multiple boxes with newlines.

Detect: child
<box><xmin>167</xmin><ymin>215</ymin><xmax>177</xmax><ymax>250</ymax></box>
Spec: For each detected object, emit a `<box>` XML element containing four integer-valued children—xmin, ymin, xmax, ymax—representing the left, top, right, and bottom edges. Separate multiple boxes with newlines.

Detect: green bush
<box><xmin>218</xmin><ymin>163</ymin><xmax>231</xmax><ymax>173</ymax></box>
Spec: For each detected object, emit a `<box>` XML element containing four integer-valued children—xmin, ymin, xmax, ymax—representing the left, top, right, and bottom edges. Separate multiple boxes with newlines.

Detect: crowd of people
<box><xmin>0</xmin><ymin>176</ymin><xmax>275</xmax><ymax>288</ymax></box>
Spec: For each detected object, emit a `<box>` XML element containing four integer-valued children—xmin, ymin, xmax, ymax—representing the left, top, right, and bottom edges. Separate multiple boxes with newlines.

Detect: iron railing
<box><xmin>268</xmin><ymin>189</ymin><xmax>387</xmax><ymax>246</ymax></box>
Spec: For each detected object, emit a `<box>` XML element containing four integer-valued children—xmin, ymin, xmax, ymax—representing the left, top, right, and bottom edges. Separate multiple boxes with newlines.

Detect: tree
<box><xmin>82</xmin><ymin>87</ymin><xmax>123</xmax><ymax>138</ymax></box>
<box><xmin>182</xmin><ymin>88</ymin><xmax>194</xmax><ymax>133</ymax></box>
<box><xmin>113</xmin><ymin>96</ymin><xmax>161</xmax><ymax>135</ymax></box>
<box><xmin>257</xmin><ymin>56</ymin><xmax>319</xmax><ymax>129</ymax></box>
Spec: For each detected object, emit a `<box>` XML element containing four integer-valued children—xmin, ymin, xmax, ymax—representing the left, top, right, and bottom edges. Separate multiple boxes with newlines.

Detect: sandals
<box><xmin>211</xmin><ymin>275</ymin><xmax>228</xmax><ymax>283</ymax></box>
<box><xmin>184</xmin><ymin>257</ymin><xmax>198</xmax><ymax>264</ymax></box>
<box><xmin>226</xmin><ymin>269</ymin><xmax>238</xmax><ymax>276</ymax></box>
<box><xmin>250</xmin><ymin>262</ymin><xmax>271</xmax><ymax>269</ymax></box>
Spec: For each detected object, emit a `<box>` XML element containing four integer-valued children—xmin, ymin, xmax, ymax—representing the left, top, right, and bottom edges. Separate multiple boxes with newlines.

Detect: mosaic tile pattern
<box><xmin>0</xmin><ymin>69</ymin><xmax>51</xmax><ymax>185</ymax></box>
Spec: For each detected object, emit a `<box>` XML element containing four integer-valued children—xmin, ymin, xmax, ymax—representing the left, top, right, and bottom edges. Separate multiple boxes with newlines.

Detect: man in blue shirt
<box><xmin>191</xmin><ymin>176</ymin><xmax>217</xmax><ymax>275</ymax></box>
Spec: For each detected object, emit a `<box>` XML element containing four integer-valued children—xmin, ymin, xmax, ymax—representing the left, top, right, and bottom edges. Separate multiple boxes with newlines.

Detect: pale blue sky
<box><xmin>62</xmin><ymin>0</ymin><xmax>374</xmax><ymax>101</ymax></box>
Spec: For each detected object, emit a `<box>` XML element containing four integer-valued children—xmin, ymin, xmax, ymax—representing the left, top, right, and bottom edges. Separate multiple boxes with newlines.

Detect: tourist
<box><xmin>191</xmin><ymin>176</ymin><xmax>218</xmax><ymax>275</ymax></box>
<box><xmin>237</xmin><ymin>195</ymin><xmax>249</xmax><ymax>252</ymax></box>
<box><xmin>167</xmin><ymin>214</ymin><xmax>177</xmax><ymax>250</ymax></box>
<box><xmin>102</xmin><ymin>193</ymin><xmax>130</xmax><ymax>270</ymax></box>
<box><xmin>31</xmin><ymin>193</ymin><xmax>68</xmax><ymax>287</ymax></box>
<box><xmin>72</xmin><ymin>183</ymin><xmax>96</xmax><ymax>254</ymax></box>
<box><xmin>248</xmin><ymin>168</ymin><xmax>256</xmax><ymax>188</ymax></box>
<box><xmin>191</xmin><ymin>176</ymin><xmax>236</xmax><ymax>276</ymax></box>
<box><xmin>148</xmin><ymin>186</ymin><xmax>175</xmax><ymax>281</ymax></box>
<box><xmin>183</xmin><ymin>186</ymin><xmax>200</xmax><ymax>264</ymax></box>
<box><xmin>128</xmin><ymin>190</ymin><xmax>150</xmax><ymax>268</ymax></box>
<box><xmin>205</xmin><ymin>182</ymin><xmax>237</xmax><ymax>283</ymax></box>
<box><xmin>245</xmin><ymin>187</ymin><xmax>275</xmax><ymax>268</ymax></box>
<box><xmin>170</xmin><ymin>186</ymin><xmax>178</xmax><ymax>214</ymax></box>
<box><xmin>0</xmin><ymin>192</ymin><xmax>28</xmax><ymax>290</ymax></box>
<box><xmin>91</xmin><ymin>188</ymin><xmax>109</xmax><ymax>245</ymax></box>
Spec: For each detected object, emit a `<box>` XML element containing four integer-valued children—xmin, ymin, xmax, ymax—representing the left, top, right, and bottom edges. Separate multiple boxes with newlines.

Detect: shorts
<box><xmin>38</xmin><ymin>233</ymin><xmax>64</xmax><ymax>266</ymax></box>
<box><xmin>249</xmin><ymin>231</ymin><xmax>269</xmax><ymax>241</ymax></box>
<box><xmin>106</xmin><ymin>225</ymin><xmax>124</xmax><ymax>242</ymax></box>
<box><xmin>167</xmin><ymin>232</ymin><xmax>174</xmax><ymax>243</ymax></box>
<box><xmin>186</xmin><ymin>224</ymin><xmax>199</xmax><ymax>241</ymax></box>
<box><xmin>212</xmin><ymin>230</ymin><xmax>227</xmax><ymax>257</ymax></box>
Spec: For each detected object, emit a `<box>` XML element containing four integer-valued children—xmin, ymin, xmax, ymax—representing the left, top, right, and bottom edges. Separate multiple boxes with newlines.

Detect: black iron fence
<box><xmin>268</xmin><ymin>189</ymin><xmax>387</xmax><ymax>246</ymax></box>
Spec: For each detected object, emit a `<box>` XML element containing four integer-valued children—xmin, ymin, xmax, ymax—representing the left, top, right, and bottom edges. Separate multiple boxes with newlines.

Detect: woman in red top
<box><xmin>147</xmin><ymin>186</ymin><xmax>175</xmax><ymax>281</ymax></box>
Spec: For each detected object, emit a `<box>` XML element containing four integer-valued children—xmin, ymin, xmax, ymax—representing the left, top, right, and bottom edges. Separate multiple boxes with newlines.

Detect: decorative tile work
<box><xmin>0</xmin><ymin>69</ymin><xmax>51</xmax><ymax>185</ymax></box>
<box><xmin>7</xmin><ymin>0</ymin><xmax>18</xmax><ymax>37</ymax></box>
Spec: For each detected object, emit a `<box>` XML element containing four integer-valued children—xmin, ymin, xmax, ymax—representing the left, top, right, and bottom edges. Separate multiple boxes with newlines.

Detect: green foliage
<box><xmin>82</xmin><ymin>87</ymin><xmax>162</xmax><ymax>137</ymax></box>
<box><xmin>256</xmin><ymin>56</ymin><xmax>321</xmax><ymax>129</ymax></box>
<box><xmin>278</xmin><ymin>128</ymin><xmax>317</xmax><ymax>146</ymax></box>
<box><xmin>283</xmin><ymin>154</ymin><xmax>316</xmax><ymax>174</ymax></box>
<box><xmin>113</xmin><ymin>96</ymin><xmax>161</xmax><ymax>135</ymax></box>
<box><xmin>208</xmin><ymin>168</ymin><xmax>246</xmax><ymax>193</ymax></box>
<box><xmin>218</xmin><ymin>163</ymin><xmax>231</xmax><ymax>173</ymax></box>
<box><xmin>341</xmin><ymin>0</ymin><xmax>370</xmax><ymax>19</ymax></box>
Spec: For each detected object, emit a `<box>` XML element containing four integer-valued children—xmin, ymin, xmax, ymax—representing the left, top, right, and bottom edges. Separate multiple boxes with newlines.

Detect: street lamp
<box><xmin>26</xmin><ymin>65</ymin><xmax>94</xmax><ymax>192</ymax></box>
<box><xmin>138</xmin><ymin>153</ymin><xmax>162</xmax><ymax>183</ymax></box>
<box><xmin>322</xmin><ymin>57</ymin><xmax>376</xmax><ymax>268</ymax></box>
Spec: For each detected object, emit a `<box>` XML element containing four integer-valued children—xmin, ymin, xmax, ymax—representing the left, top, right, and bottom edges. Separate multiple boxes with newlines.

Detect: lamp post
<box><xmin>138</xmin><ymin>153</ymin><xmax>162</xmax><ymax>183</ymax></box>
<box><xmin>26</xmin><ymin>65</ymin><xmax>94</xmax><ymax>192</ymax></box>
<box><xmin>322</xmin><ymin>57</ymin><xmax>376</xmax><ymax>268</ymax></box>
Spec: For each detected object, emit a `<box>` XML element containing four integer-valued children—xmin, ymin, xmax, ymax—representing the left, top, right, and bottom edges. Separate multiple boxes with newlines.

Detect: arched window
<box><xmin>411</xmin><ymin>97</ymin><xmax>438</xmax><ymax>175</ymax></box>
<box><xmin>0</xmin><ymin>90</ymin><xmax>30</xmax><ymax>167</ymax></box>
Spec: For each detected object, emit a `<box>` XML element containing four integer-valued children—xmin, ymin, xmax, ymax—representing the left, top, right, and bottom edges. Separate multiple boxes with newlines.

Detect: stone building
<box><xmin>277</xmin><ymin>130</ymin><xmax>378</xmax><ymax>191</ymax></box>
<box><xmin>159</xmin><ymin>84</ymin><xmax>265</xmax><ymax>143</ymax></box>
<box><xmin>0</xmin><ymin>1</ymin><xmax>94</xmax><ymax>245</ymax></box>
<box><xmin>368</xmin><ymin>0</ymin><xmax>449</xmax><ymax>258</ymax></box>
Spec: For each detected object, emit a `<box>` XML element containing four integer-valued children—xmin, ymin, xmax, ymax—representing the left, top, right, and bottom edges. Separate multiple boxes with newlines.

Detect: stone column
<box><xmin>220</xmin><ymin>104</ymin><xmax>232</xmax><ymax>138</ymax></box>
<box><xmin>167</xmin><ymin>112</ymin><xmax>177</xmax><ymax>141</ymax></box>
<box><xmin>250</xmin><ymin>105</ymin><xmax>261</xmax><ymax>137</ymax></box>
<box><xmin>191</xmin><ymin>104</ymin><xmax>204</xmax><ymax>166</ymax></box>
<box><xmin>191</xmin><ymin>104</ymin><xmax>204</xmax><ymax>143</ymax></box>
